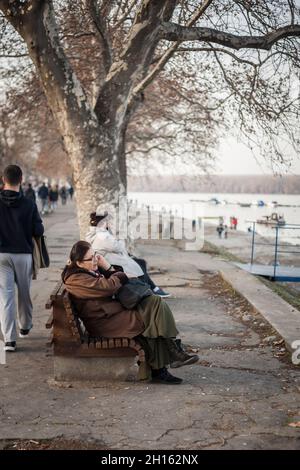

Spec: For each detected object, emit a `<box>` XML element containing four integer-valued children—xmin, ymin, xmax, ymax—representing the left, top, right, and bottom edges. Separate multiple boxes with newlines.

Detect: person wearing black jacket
<box><xmin>0</xmin><ymin>165</ymin><xmax>44</xmax><ymax>352</ymax></box>
<box><xmin>24</xmin><ymin>183</ymin><xmax>36</xmax><ymax>202</ymax></box>
<box><xmin>38</xmin><ymin>182</ymin><xmax>49</xmax><ymax>214</ymax></box>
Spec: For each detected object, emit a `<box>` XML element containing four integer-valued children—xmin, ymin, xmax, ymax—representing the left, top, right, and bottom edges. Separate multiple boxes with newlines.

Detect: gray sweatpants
<box><xmin>0</xmin><ymin>253</ymin><xmax>33</xmax><ymax>342</ymax></box>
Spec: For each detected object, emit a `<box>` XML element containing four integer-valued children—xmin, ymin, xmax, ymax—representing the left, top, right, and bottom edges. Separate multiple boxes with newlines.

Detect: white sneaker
<box><xmin>19</xmin><ymin>328</ymin><xmax>31</xmax><ymax>338</ymax></box>
<box><xmin>153</xmin><ymin>287</ymin><xmax>171</xmax><ymax>298</ymax></box>
<box><xmin>4</xmin><ymin>341</ymin><xmax>16</xmax><ymax>351</ymax></box>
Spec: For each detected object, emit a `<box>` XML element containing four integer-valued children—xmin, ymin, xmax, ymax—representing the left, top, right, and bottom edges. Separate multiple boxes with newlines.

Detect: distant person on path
<box><xmin>0</xmin><ymin>165</ymin><xmax>44</xmax><ymax>352</ymax></box>
<box><xmin>232</xmin><ymin>217</ymin><xmax>238</xmax><ymax>230</ymax></box>
<box><xmin>24</xmin><ymin>183</ymin><xmax>36</xmax><ymax>202</ymax></box>
<box><xmin>62</xmin><ymin>241</ymin><xmax>199</xmax><ymax>384</ymax></box>
<box><xmin>224</xmin><ymin>225</ymin><xmax>228</xmax><ymax>239</ymax></box>
<box><xmin>69</xmin><ymin>185</ymin><xmax>74</xmax><ymax>200</ymax></box>
<box><xmin>38</xmin><ymin>182</ymin><xmax>49</xmax><ymax>215</ymax></box>
<box><xmin>59</xmin><ymin>186</ymin><xmax>67</xmax><ymax>205</ymax></box>
<box><xmin>216</xmin><ymin>223</ymin><xmax>224</xmax><ymax>238</ymax></box>
<box><xmin>49</xmin><ymin>185</ymin><xmax>59</xmax><ymax>212</ymax></box>
<box><xmin>86</xmin><ymin>211</ymin><xmax>170</xmax><ymax>297</ymax></box>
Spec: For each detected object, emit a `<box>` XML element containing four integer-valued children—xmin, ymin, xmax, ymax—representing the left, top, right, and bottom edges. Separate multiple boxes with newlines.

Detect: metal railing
<box><xmin>247</xmin><ymin>221</ymin><xmax>300</xmax><ymax>279</ymax></box>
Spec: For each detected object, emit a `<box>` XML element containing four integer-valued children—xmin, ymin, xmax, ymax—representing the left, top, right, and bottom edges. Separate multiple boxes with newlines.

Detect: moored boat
<box><xmin>256</xmin><ymin>212</ymin><xmax>285</xmax><ymax>225</ymax></box>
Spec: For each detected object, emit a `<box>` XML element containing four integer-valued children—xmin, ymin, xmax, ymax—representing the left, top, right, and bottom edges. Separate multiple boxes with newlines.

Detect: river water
<box><xmin>128</xmin><ymin>192</ymin><xmax>300</xmax><ymax>245</ymax></box>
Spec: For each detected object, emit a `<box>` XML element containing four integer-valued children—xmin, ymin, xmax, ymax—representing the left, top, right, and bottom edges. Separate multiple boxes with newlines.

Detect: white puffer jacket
<box><xmin>86</xmin><ymin>226</ymin><xmax>143</xmax><ymax>277</ymax></box>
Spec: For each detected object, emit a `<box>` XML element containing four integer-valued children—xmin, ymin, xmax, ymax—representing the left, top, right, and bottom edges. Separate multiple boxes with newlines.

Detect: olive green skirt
<box><xmin>136</xmin><ymin>295</ymin><xmax>179</xmax><ymax>379</ymax></box>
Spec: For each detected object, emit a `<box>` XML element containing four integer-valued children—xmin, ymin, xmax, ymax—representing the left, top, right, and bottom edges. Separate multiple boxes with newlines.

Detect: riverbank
<box><xmin>203</xmin><ymin>223</ymin><xmax>300</xmax><ymax>302</ymax></box>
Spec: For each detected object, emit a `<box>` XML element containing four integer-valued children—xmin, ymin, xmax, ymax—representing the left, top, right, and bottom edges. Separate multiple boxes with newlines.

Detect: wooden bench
<box><xmin>45</xmin><ymin>280</ymin><xmax>146</xmax><ymax>365</ymax></box>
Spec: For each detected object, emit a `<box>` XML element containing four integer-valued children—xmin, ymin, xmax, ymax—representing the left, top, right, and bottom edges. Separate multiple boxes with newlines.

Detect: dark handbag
<box><xmin>39</xmin><ymin>235</ymin><xmax>50</xmax><ymax>267</ymax></box>
<box><xmin>115</xmin><ymin>278</ymin><xmax>153</xmax><ymax>309</ymax></box>
<box><xmin>32</xmin><ymin>235</ymin><xmax>50</xmax><ymax>269</ymax></box>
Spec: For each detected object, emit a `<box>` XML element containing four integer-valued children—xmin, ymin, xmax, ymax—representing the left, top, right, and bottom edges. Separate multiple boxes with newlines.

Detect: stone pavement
<box><xmin>0</xmin><ymin>202</ymin><xmax>300</xmax><ymax>450</ymax></box>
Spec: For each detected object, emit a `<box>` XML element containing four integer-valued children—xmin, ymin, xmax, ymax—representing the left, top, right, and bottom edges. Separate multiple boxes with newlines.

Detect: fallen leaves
<box><xmin>288</xmin><ymin>421</ymin><xmax>300</xmax><ymax>428</ymax></box>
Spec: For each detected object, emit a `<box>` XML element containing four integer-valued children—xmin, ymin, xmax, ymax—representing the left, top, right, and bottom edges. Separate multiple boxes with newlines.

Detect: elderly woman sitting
<box><xmin>86</xmin><ymin>211</ymin><xmax>170</xmax><ymax>297</ymax></box>
<box><xmin>62</xmin><ymin>241</ymin><xmax>198</xmax><ymax>385</ymax></box>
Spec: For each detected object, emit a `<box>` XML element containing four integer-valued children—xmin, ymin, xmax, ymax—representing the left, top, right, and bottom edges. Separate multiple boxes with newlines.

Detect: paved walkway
<box><xmin>0</xmin><ymin>202</ymin><xmax>300</xmax><ymax>450</ymax></box>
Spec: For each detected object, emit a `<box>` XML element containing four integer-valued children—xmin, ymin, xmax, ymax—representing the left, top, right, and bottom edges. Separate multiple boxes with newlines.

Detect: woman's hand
<box><xmin>95</xmin><ymin>254</ymin><xmax>111</xmax><ymax>271</ymax></box>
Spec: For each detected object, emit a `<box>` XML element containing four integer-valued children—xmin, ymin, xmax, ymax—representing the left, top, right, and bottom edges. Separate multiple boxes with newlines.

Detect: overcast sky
<box><xmin>215</xmin><ymin>138</ymin><xmax>300</xmax><ymax>175</ymax></box>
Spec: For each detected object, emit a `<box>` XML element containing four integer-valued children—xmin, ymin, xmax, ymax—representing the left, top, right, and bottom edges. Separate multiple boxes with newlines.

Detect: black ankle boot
<box><xmin>151</xmin><ymin>367</ymin><xmax>183</xmax><ymax>384</ymax></box>
<box><xmin>165</xmin><ymin>338</ymin><xmax>199</xmax><ymax>369</ymax></box>
<box><xmin>175</xmin><ymin>338</ymin><xmax>186</xmax><ymax>352</ymax></box>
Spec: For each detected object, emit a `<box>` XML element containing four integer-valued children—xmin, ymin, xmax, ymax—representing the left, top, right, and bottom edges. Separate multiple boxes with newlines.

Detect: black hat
<box><xmin>90</xmin><ymin>211</ymin><xmax>109</xmax><ymax>226</ymax></box>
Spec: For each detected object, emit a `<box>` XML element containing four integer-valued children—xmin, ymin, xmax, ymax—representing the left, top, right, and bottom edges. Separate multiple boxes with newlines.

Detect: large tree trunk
<box><xmin>62</xmin><ymin>129</ymin><xmax>127</xmax><ymax>238</ymax></box>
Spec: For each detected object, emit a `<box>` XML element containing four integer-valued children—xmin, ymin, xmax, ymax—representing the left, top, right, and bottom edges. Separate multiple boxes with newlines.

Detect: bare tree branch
<box><xmin>160</xmin><ymin>22</ymin><xmax>300</xmax><ymax>50</ymax></box>
<box><xmin>94</xmin><ymin>0</ymin><xmax>177</xmax><ymax>121</ymax></box>
<box><xmin>111</xmin><ymin>0</ymin><xmax>140</xmax><ymax>31</ymax></box>
<box><xmin>129</xmin><ymin>0</ymin><xmax>213</xmax><ymax>104</ymax></box>
<box><xmin>175</xmin><ymin>46</ymin><xmax>258</xmax><ymax>67</ymax></box>
<box><xmin>85</xmin><ymin>0</ymin><xmax>112</xmax><ymax>74</ymax></box>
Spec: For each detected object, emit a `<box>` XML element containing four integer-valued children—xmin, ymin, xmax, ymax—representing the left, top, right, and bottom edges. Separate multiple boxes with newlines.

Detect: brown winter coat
<box><xmin>62</xmin><ymin>266</ymin><xmax>144</xmax><ymax>338</ymax></box>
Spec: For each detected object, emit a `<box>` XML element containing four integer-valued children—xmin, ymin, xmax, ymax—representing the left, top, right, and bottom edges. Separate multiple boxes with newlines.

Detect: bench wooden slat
<box><xmin>46</xmin><ymin>333</ymin><xmax>54</xmax><ymax>348</ymax></box>
<box><xmin>46</xmin><ymin>281</ymin><xmax>64</xmax><ymax>309</ymax></box>
<box><xmin>62</xmin><ymin>292</ymin><xmax>82</xmax><ymax>341</ymax></box>
<box><xmin>45</xmin><ymin>299</ymin><xmax>53</xmax><ymax>310</ymax></box>
<box><xmin>70</xmin><ymin>326</ymin><xmax>80</xmax><ymax>336</ymax></box>
<box><xmin>129</xmin><ymin>339</ymin><xmax>137</xmax><ymax>349</ymax></box>
<box><xmin>50</xmin><ymin>280</ymin><xmax>64</xmax><ymax>300</ymax></box>
<box><xmin>45</xmin><ymin>312</ymin><xmax>54</xmax><ymax>329</ymax></box>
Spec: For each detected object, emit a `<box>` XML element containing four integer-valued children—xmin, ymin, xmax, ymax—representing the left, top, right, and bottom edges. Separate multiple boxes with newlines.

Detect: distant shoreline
<box><xmin>129</xmin><ymin>190</ymin><xmax>300</xmax><ymax>195</ymax></box>
<box><xmin>128</xmin><ymin>174</ymin><xmax>300</xmax><ymax>194</ymax></box>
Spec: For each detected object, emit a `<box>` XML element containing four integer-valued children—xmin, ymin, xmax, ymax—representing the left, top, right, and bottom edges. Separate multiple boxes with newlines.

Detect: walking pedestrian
<box><xmin>38</xmin><ymin>182</ymin><xmax>49</xmax><ymax>215</ymax></box>
<box><xmin>24</xmin><ymin>183</ymin><xmax>36</xmax><ymax>202</ymax></box>
<box><xmin>68</xmin><ymin>185</ymin><xmax>74</xmax><ymax>200</ymax></box>
<box><xmin>59</xmin><ymin>186</ymin><xmax>67</xmax><ymax>205</ymax></box>
<box><xmin>216</xmin><ymin>223</ymin><xmax>224</xmax><ymax>238</ymax></box>
<box><xmin>49</xmin><ymin>185</ymin><xmax>59</xmax><ymax>212</ymax></box>
<box><xmin>0</xmin><ymin>165</ymin><xmax>44</xmax><ymax>352</ymax></box>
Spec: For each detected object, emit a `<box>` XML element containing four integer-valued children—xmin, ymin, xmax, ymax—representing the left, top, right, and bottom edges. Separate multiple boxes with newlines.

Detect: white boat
<box><xmin>257</xmin><ymin>213</ymin><xmax>285</xmax><ymax>226</ymax></box>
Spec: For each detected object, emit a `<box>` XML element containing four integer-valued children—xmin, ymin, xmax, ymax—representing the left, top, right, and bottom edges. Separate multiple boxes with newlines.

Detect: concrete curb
<box><xmin>219</xmin><ymin>264</ymin><xmax>300</xmax><ymax>358</ymax></box>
